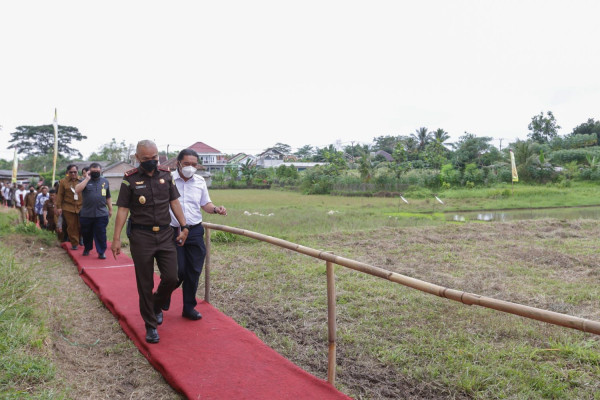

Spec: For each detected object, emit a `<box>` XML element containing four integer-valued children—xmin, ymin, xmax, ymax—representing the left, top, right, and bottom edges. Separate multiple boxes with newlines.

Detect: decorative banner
<box><xmin>52</xmin><ymin>108</ymin><xmax>58</xmax><ymax>185</ymax></box>
<box><xmin>510</xmin><ymin>149</ymin><xmax>519</xmax><ymax>182</ymax></box>
<box><xmin>400</xmin><ymin>195</ymin><xmax>408</xmax><ymax>204</ymax></box>
<box><xmin>11</xmin><ymin>148</ymin><xmax>18</xmax><ymax>183</ymax></box>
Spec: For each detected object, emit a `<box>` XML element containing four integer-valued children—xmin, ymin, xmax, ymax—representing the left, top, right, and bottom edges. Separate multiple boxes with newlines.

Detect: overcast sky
<box><xmin>1</xmin><ymin>0</ymin><xmax>599</xmax><ymax>160</ymax></box>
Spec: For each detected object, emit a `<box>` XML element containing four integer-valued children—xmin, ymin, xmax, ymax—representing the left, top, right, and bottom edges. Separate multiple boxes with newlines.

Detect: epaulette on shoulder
<box><xmin>158</xmin><ymin>165</ymin><xmax>170</xmax><ymax>172</ymax></box>
<box><xmin>124</xmin><ymin>168</ymin><xmax>138</xmax><ymax>177</ymax></box>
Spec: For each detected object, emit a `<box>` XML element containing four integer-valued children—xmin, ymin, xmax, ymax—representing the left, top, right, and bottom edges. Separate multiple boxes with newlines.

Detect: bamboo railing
<box><xmin>202</xmin><ymin>222</ymin><xmax>600</xmax><ymax>385</ymax></box>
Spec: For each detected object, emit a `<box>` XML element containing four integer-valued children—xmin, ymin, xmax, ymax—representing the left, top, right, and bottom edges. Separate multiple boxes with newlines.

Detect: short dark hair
<box><xmin>49</xmin><ymin>189</ymin><xmax>56</xmax><ymax>194</ymax></box>
<box><xmin>177</xmin><ymin>149</ymin><xmax>200</xmax><ymax>162</ymax></box>
<box><xmin>82</xmin><ymin>167</ymin><xmax>89</xmax><ymax>173</ymax></box>
<box><xmin>89</xmin><ymin>162</ymin><xmax>102</xmax><ymax>169</ymax></box>
<box><xmin>66</xmin><ymin>164</ymin><xmax>78</xmax><ymax>173</ymax></box>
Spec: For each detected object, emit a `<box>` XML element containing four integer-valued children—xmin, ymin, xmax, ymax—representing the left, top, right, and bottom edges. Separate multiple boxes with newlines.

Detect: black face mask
<box><xmin>140</xmin><ymin>159</ymin><xmax>158</xmax><ymax>172</ymax></box>
<box><xmin>90</xmin><ymin>171</ymin><xmax>101</xmax><ymax>179</ymax></box>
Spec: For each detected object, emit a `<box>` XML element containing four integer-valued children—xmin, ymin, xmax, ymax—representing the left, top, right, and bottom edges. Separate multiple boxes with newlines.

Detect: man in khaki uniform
<box><xmin>112</xmin><ymin>140</ymin><xmax>190</xmax><ymax>344</ymax></box>
<box><xmin>56</xmin><ymin>164</ymin><xmax>83</xmax><ymax>249</ymax></box>
<box><xmin>25</xmin><ymin>187</ymin><xmax>37</xmax><ymax>223</ymax></box>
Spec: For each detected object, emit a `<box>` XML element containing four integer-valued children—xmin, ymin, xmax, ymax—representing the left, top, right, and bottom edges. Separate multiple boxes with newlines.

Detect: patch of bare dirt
<box><xmin>4</xmin><ymin>234</ymin><xmax>181</xmax><ymax>399</ymax></box>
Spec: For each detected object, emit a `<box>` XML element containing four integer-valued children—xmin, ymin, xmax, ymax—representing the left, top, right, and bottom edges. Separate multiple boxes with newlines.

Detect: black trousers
<box><xmin>80</xmin><ymin>215</ymin><xmax>109</xmax><ymax>255</ymax></box>
<box><xmin>173</xmin><ymin>225</ymin><xmax>206</xmax><ymax>314</ymax></box>
<box><xmin>130</xmin><ymin>227</ymin><xmax>178</xmax><ymax>329</ymax></box>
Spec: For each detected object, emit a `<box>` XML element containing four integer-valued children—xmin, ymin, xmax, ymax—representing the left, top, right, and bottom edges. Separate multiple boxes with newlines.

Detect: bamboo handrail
<box><xmin>201</xmin><ymin>221</ymin><xmax>600</xmax><ymax>385</ymax></box>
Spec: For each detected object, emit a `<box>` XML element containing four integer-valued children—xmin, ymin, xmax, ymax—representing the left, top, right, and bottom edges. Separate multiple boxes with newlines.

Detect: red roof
<box><xmin>188</xmin><ymin>142</ymin><xmax>222</xmax><ymax>154</ymax></box>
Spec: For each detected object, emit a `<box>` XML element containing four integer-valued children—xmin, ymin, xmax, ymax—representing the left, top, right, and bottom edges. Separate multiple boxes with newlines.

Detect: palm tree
<box><xmin>433</xmin><ymin>128</ymin><xmax>450</xmax><ymax>145</ymax></box>
<box><xmin>240</xmin><ymin>159</ymin><xmax>257</xmax><ymax>186</ymax></box>
<box><xmin>411</xmin><ymin>127</ymin><xmax>432</xmax><ymax>151</ymax></box>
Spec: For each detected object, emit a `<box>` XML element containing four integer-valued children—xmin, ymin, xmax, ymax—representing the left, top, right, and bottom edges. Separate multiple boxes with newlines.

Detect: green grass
<box><xmin>0</xmin><ymin>211</ymin><xmax>63</xmax><ymax>399</ymax></box>
<box><xmin>200</xmin><ymin>189</ymin><xmax>600</xmax><ymax>399</ymax></box>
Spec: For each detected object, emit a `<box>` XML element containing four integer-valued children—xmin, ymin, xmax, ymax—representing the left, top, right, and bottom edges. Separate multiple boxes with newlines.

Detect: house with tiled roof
<box><xmin>188</xmin><ymin>142</ymin><xmax>228</xmax><ymax>173</ymax></box>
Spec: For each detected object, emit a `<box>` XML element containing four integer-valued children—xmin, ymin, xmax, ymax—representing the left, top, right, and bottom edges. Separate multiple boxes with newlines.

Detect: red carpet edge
<box><xmin>61</xmin><ymin>242</ymin><xmax>352</xmax><ymax>400</ymax></box>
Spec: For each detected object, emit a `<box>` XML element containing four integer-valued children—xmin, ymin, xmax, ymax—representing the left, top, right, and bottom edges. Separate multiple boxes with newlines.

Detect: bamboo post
<box><xmin>326</xmin><ymin>261</ymin><xmax>337</xmax><ymax>385</ymax></box>
<box><xmin>204</xmin><ymin>226</ymin><xmax>211</xmax><ymax>303</ymax></box>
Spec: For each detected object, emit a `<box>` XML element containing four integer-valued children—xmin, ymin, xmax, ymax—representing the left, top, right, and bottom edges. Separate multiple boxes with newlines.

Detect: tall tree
<box><xmin>8</xmin><ymin>125</ymin><xmax>87</xmax><ymax>158</ymax></box>
<box><xmin>411</xmin><ymin>127</ymin><xmax>432</xmax><ymax>151</ymax></box>
<box><xmin>372</xmin><ymin>135</ymin><xmax>401</xmax><ymax>154</ymax></box>
<box><xmin>571</xmin><ymin>118</ymin><xmax>600</xmax><ymax>136</ymax></box>
<box><xmin>269</xmin><ymin>143</ymin><xmax>292</xmax><ymax>154</ymax></box>
<box><xmin>433</xmin><ymin>128</ymin><xmax>450</xmax><ymax>145</ymax></box>
<box><xmin>452</xmin><ymin>133</ymin><xmax>496</xmax><ymax>168</ymax></box>
<box><xmin>294</xmin><ymin>145</ymin><xmax>314</xmax><ymax>160</ymax></box>
<box><xmin>528</xmin><ymin>111</ymin><xmax>560</xmax><ymax>144</ymax></box>
<box><xmin>89</xmin><ymin>138</ymin><xmax>131</xmax><ymax>163</ymax></box>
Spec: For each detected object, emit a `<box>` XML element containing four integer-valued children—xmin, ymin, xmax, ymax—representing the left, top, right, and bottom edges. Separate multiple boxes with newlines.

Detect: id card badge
<box><xmin>71</xmin><ymin>187</ymin><xmax>78</xmax><ymax>201</ymax></box>
<box><xmin>101</xmin><ymin>188</ymin><xmax>107</xmax><ymax>197</ymax></box>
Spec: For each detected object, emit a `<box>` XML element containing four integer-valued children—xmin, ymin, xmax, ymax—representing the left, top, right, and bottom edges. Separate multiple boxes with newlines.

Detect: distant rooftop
<box><xmin>188</xmin><ymin>142</ymin><xmax>222</xmax><ymax>154</ymax></box>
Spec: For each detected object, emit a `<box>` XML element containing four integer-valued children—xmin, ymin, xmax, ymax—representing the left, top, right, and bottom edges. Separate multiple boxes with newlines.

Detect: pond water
<box><xmin>447</xmin><ymin>206</ymin><xmax>600</xmax><ymax>222</ymax></box>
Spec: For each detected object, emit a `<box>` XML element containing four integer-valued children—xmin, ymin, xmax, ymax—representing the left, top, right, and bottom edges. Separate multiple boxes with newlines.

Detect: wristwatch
<box><xmin>213</xmin><ymin>206</ymin><xmax>218</xmax><ymax>214</ymax></box>
<box><xmin>181</xmin><ymin>224</ymin><xmax>191</xmax><ymax>231</ymax></box>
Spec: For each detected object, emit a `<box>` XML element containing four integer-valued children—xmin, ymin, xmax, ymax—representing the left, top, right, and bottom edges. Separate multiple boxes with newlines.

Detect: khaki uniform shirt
<box><xmin>116</xmin><ymin>166</ymin><xmax>180</xmax><ymax>226</ymax></box>
<box><xmin>25</xmin><ymin>192</ymin><xmax>37</xmax><ymax>209</ymax></box>
<box><xmin>56</xmin><ymin>177</ymin><xmax>83</xmax><ymax>213</ymax></box>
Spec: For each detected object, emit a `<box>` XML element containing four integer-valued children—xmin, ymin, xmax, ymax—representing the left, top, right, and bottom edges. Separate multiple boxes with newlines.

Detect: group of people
<box><xmin>112</xmin><ymin>140</ymin><xmax>226</xmax><ymax>344</ymax></box>
<box><xmin>4</xmin><ymin>140</ymin><xmax>225</xmax><ymax>345</ymax></box>
<box><xmin>2</xmin><ymin>180</ymin><xmax>57</xmax><ymax>231</ymax></box>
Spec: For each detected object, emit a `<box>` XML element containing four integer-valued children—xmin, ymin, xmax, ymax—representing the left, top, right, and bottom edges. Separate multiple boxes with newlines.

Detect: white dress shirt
<box><xmin>14</xmin><ymin>189</ymin><xmax>27</xmax><ymax>207</ymax></box>
<box><xmin>169</xmin><ymin>170</ymin><xmax>212</xmax><ymax>227</ymax></box>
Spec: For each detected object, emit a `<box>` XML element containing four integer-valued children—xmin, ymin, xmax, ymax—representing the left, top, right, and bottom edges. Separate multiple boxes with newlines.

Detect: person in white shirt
<box><xmin>35</xmin><ymin>186</ymin><xmax>50</xmax><ymax>229</ymax></box>
<box><xmin>14</xmin><ymin>184</ymin><xmax>28</xmax><ymax>223</ymax></box>
<box><xmin>167</xmin><ymin>149</ymin><xmax>227</xmax><ymax>320</ymax></box>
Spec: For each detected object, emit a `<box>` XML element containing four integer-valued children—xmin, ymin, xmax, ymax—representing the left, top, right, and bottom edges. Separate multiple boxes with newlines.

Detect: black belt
<box><xmin>172</xmin><ymin>223</ymin><xmax>202</xmax><ymax>230</ymax></box>
<box><xmin>131</xmin><ymin>223</ymin><xmax>171</xmax><ymax>232</ymax></box>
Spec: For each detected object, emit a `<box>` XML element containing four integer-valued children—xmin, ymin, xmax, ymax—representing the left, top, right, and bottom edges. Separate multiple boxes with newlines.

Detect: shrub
<box><xmin>440</xmin><ymin>164</ymin><xmax>461</xmax><ymax>187</ymax></box>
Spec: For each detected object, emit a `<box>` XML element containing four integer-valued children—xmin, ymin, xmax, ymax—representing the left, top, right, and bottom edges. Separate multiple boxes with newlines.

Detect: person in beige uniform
<box><xmin>56</xmin><ymin>164</ymin><xmax>83</xmax><ymax>250</ymax></box>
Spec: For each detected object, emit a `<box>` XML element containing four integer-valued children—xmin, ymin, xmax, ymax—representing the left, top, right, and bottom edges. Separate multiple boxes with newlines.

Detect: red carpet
<box><xmin>62</xmin><ymin>242</ymin><xmax>351</xmax><ymax>399</ymax></box>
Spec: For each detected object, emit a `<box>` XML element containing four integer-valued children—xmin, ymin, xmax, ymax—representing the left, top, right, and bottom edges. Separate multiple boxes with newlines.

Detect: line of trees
<box><xmin>4</xmin><ymin>112</ymin><xmax>600</xmax><ymax>195</ymax></box>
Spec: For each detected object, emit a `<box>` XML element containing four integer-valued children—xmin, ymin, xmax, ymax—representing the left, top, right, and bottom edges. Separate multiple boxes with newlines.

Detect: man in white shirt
<box><xmin>14</xmin><ymin>184</ymin><xmax>28</xmax><ymax>223</ymax></box>
<box><xmin>167</xmin><ymin>149</ymin><xmax>227</xmax><ymax>320</ymax></box>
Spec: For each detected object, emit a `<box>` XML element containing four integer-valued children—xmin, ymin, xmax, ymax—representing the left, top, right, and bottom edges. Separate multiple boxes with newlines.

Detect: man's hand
<box><xmin>176</xmin><ymin>229</ymin><xmax>189</xmax><ymax>246</ymax></box>
<box><xmin>111</xmin><ymin>239</ymin><xmax>121</xmax><ymax>259</ymax></box>
<box><xmin>215</xmin><ymin>206</ymin><xmax>227</xmax><ymax>215</ymax></box>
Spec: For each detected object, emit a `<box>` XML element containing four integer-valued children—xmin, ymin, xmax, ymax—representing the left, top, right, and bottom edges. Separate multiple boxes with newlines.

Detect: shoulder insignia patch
<box><xmin>124</xmin><ymin>168</ymin><xmax>138</xmax><ymax>177</ymax></box>
<box><xmin>122</xmin><ymin>180</ymin><xmax>130</xmax><ymax>186</ymax></box>
<box><xmin>157</xmin><ymin>165</ymin><xmax>170</xmax><ymax>172</ymax></box>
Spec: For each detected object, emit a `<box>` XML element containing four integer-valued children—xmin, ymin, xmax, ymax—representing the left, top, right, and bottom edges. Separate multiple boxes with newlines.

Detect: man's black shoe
<box><xmin>83</xmin><ymin>250</ymin><xmax>90</xmax><ymax>256</ymax></box>
<box><xmin>182</xmin><ymin>310</ymin><xmax>202</xmax><ymax>320</ymax></box>
<box><xmin>71</xmin><ymin>245</ymin><xmax>78</xmax><ymax>250</ymax></box>
<box><xmin>98</xmin><ymin>253</ymin><xmax>106</xmax><ymax>259</ymax></box>
<box><xmin>145</xmin><ymin>328</ymin><xmax>159</xmax><ymax>343</ymax></box>
<box><xmin>155</xmin><ymin>310</ymin><xmax>163</xmax><ymax>325</ymax></box>
<box><xmin>161</xmin><ymin>298</ymin><xmax>170</xmax><ymax>311</ymax></box>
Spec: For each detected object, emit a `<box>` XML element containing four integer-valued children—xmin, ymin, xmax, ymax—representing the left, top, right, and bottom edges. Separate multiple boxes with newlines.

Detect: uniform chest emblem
<box><xmin>139</xmin><ymin>196</ymin><xmax>146</xmax><ymax>204</ymax></box>
<box><xmin>159</xmin><ymin>178</ymin><xmax>165</xmax><ymax>184</ymax></box>
<box><xmin>135</xmin><ymin>181</ymin><xmax>144</xmax><ymax>185</ymax></box>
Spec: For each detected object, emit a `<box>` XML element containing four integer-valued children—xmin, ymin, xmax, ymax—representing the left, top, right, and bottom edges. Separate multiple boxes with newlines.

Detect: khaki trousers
<box><xmin>62</xmin><ymin>210</ymin><xmax>80</xmax><ymax>247</ymax></box>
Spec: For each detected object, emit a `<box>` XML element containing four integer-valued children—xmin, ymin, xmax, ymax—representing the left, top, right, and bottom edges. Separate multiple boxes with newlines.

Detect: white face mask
<box><xmin>181</xmin><ymin>166</ymin><xmax>197</xmax><ymax>178</ymax></box>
